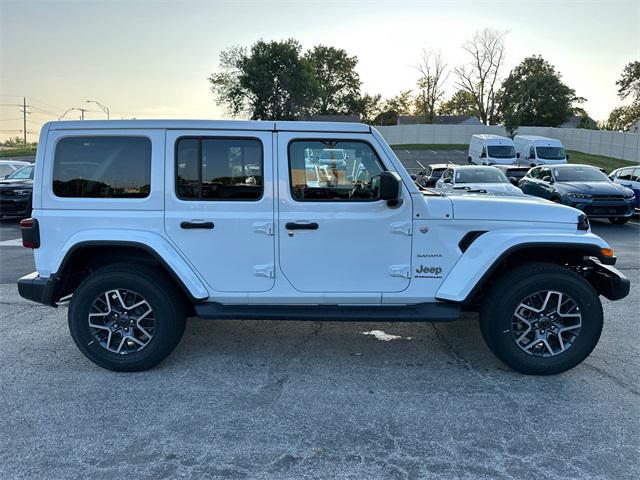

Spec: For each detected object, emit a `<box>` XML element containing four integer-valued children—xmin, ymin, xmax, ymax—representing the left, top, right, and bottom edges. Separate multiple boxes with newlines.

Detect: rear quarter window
<box><xmin>52</xmin><ymin>136</ymin><xmax>151</xmax><ymax>198</ymax></box>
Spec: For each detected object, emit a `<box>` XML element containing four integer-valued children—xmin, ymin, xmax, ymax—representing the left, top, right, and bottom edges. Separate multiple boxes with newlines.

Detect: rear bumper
<box><xmin>17</xmin><ymin>272</ymin><xmax>58</xmax><ymax>307</ymax></box>
<box><xmin>585</xmin><ymin>258</ymin><xmax>630</xmax><ymax>301</ymax></box>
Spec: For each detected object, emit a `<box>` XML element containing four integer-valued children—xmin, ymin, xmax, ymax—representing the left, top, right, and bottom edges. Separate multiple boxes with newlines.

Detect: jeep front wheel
<box><xmin>68</xmin><ymin>264</ymin><xmax>186</xmax><ymax>372</ymax></box>
<box><xmin>480</xmin><ymin>262</ymin><xmax>603</xmax><ymax>375</ymax></box>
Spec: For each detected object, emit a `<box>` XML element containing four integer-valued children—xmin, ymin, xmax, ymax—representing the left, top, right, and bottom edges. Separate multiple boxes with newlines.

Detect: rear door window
<box><xmin>175</xmin><ymin>137</ymin><xmax>263</xmax><ymax>201</ymax></box>
<box><xmin>53</xmin><ymin>136</ymin><xmax>151</xmax><ymax>198</ymax></box>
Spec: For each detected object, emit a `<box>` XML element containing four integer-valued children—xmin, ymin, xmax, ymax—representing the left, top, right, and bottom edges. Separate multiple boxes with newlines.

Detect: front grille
<box><xmin>592</xmin><ymin>195</ymin><xmax>624</xmax><ymax>201</ymax></box>
<box><xmin>584</xmin><ymin>205</ymin><xmax>630</xmax><ymax>215</ymax></box>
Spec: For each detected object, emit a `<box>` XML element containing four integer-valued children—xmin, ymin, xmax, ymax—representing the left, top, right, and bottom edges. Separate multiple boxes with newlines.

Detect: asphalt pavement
<box><xmin>0</xmin><ymin>150</ymin><xmax>638</xmax><ymax>479</ymax></box>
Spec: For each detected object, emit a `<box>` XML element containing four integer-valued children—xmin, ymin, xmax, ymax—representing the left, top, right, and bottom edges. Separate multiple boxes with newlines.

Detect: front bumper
<box><xmin>563</xmin><ymin>197</ymin><xmax>635</xmax><ymax>218</ymax></box>
<box><xmin>585</xmin><ymin>258</ymin><xmax>630</xmax><ymax>301</ymax></box>
<box><xmin>17</xmin><ymin>272</ymin><xmax>58</xmax><ymax>307</ymax></box>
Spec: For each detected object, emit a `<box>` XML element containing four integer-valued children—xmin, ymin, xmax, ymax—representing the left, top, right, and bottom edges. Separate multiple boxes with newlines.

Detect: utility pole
<box><xmin>18</xmin><ymin>97</ymin><xmax>31</xmax><ymax>146</ymax></box>
<box><xmin>78</xmin><ymin>108</ymin><xmax>88</xmax><ymax>120</ymax></box>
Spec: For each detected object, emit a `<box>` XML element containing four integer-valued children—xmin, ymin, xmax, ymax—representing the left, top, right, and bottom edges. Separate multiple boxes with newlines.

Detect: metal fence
<box><xmin>376</xmin><ymin>125</ymin><xmax>640</xmax><ymax>163</ymax></box>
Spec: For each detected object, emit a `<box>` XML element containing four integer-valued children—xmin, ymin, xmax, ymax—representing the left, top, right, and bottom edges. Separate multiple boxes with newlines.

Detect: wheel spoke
<box><xmin>512</xmin><ymin>289</ymin><xmax>582</xmax><ymax>358</ymax></box>
<box><xmin>88</xmin><ymin>288</ymin><xmax>155</xmax><ymax>355</ymax></box>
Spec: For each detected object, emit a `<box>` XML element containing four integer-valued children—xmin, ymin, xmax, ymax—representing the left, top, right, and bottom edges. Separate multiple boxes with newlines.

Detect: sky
<box><xmin>0</xmin><ymin>0</ymin><xmax>638</xmax><ymax>142</ymax></box>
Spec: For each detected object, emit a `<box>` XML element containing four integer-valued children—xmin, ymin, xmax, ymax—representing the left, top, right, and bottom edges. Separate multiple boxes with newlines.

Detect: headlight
<box><xmin>567</xmin><ymin>193</ymin><xmax>592</xmax><ymax>199</ymax></box>
<box><xmin>624</xmin><ymin>190</ymin><xmax>635</xmax><ymax>199</ymax></box>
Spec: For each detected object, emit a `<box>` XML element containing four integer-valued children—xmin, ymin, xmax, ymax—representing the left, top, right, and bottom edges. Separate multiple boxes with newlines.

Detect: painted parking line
<box><xmin>0</xmin><ymin>238</ymin><xmax>22</xmax><ymax>247</ymax></box>
<box><xmin>428</xmin><ymin>150</ymin><xmax>437</xmax><ymax>154</ymax></box>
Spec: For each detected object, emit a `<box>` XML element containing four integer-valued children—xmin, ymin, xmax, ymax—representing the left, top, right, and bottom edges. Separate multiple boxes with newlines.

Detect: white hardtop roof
<box><xmin>514</xmin><ymin>135</ymin><xmax>561</xmax><ymax>143</ymax></box>
<box><xmin>472</xmin><ymin>134</ymin><xmax>512</xmax><ymax>141</ymax></box>
<box><xmin>46</xmin><ymin>119</ymin><xmax>371</xmax><ymax>133</ymax></box>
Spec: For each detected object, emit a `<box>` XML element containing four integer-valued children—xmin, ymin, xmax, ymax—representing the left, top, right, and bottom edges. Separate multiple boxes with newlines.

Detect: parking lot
<box><xmin>0</xmin><ymin>151</ymin><xmax>638</xmax><ymax>480</ymax></box>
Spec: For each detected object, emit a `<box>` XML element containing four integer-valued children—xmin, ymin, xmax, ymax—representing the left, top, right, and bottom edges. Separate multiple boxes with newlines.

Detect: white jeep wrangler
<box><xmin>18</xmin><ymin>120</ymin><xmax>630</xmax><ymax>374</ymax></box>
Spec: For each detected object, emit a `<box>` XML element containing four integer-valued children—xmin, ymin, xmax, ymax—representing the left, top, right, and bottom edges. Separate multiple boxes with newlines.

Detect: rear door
<box><xmin>164</xmin><ymin>130</ymin><xmax>275</xmax><ymax>293</ymax></box>
<box><xmin>276</xmin><ymin>132</ymin><xmax>412</xmax><ymax>293</ymax></box>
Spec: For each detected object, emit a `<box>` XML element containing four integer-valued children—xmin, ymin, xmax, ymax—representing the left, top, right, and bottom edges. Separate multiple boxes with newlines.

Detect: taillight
<box><xmin>20</xmin><ymin>218</ymin><xmax>40</xmax><ymax>249</ymax></box>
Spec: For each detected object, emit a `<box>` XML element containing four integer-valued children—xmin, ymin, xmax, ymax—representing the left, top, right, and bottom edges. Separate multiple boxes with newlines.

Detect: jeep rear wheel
<box><xmin>480</xmin><ymin>262</ymin><xmax>603</xmax><ymax>375</ymax></box>
<box><xmin>68</xmin><ymin>264</ymin><xmax>186</xmax><ymax>371</ymax></box>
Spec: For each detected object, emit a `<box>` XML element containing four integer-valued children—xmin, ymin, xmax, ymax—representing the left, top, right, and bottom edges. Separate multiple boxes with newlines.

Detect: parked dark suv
<box><xmin>519</xmin><ymin>164</ymin><xmax>635</xmax><ymax>224</ymax></box>
<box><xmin>0</xmin><ymin>164</ymin><xmax>34</xmax><ymax>219</ymax></box>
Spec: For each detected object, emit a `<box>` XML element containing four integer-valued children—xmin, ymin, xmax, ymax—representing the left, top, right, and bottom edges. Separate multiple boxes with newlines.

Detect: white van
<box><xmin>514</xmin><ymin>135</ymin><xmax>568</xmax><ymax>166</ymax></box>
<box><xmin>468</xmin><ymin>134</ymin><xmax>516</xmax><ymax>165</ymax></box>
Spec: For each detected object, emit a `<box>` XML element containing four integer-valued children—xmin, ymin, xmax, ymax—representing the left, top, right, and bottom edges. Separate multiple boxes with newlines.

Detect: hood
<box><xmin>454</xmin><ymin>183</ymin><xmax>522</xmax><ymax>194</ymax></box>
<box><xmin>445</xmin><ymin>193</ymin><xmax>581</xmax><ymax>224</ymax></box>
<box><xmin>558</xmin><ymin>181</ymin><xmax>631</xmax><ymax>195</ymax></box>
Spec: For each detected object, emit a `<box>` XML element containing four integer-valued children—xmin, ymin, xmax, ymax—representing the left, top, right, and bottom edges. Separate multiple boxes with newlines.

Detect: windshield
<box><xmin>7</xmin><ymin>165</ymin><xmax>34</xmax><ymax>180</ymax></box>
<box><xmin>552</xmin><ymin>166</ymin><xmax>609</xmax><ymax>182</ymax></box>
<box><xmin>536</xmin><ymin>146</ymin><xmax>566</xmax><ymax>160</ymax></box>
<box><xmin>488</xmin><ymin>145</ymin><xmax>515</xmax><ymax>158</ymax></box>
<box><xmin>455</xmin><ymin>168</ymin><xmax>507</xmax><ymax>184</ymax></box>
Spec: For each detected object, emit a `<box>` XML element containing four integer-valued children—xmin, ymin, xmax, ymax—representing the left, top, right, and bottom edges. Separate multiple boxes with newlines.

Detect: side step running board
<box><xmin>194</xmin><ymin>302</ymin><xmax>461</xmax><ymax>322</ymax></box>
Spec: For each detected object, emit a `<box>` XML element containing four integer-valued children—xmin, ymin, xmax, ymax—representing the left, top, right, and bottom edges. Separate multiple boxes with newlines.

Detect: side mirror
<box><xmin>443</xmin><ymin>177</ymin><xmax>452</xmax><ymax>184</ymax></box>
<box><xmin>379</xmin><ymin>171</ymin><xmax>402</xmax><ymax>207</ymax></box>
<box><xmin>508</xmin><ymin>176</ymin><xmax>518</xmax><ymax>186</ymax></box>
<box><xmin>410</xmin><ymin>174</ymin><xmax>417</xmax><ymax>180</ymax></box>
<box><xmin>542</xmin><ymin>175</ymin><xmax>552</xmax><ymax>182</ymax></box>
<box><xmin>565</xmin><ymin>153</ymin><xmax>570</xmax><ymax>160</ymax></box>
<box><xmin>516</xmin><ymin>152</ymin><xmax>520</xmax><ymax>158</ymax></box>
<box><xmin>480</xmin><ymin>151</ymin><xmax>486</xmax><ymax>158</ymax></box>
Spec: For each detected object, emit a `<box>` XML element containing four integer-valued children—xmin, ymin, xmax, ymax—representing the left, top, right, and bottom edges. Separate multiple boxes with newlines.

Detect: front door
<box><xmin>164</xmin><ymin>130</ymin><xmax>275</xmax><ymax>293</ymax></box>
<box><xmin>276</xmin><ymin>132</ymin><xmax>413</xmax><ymax>293</ymax></box>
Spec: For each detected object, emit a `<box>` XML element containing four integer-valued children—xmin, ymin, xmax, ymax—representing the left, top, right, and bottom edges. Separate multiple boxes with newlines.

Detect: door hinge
<box><xmin>253</xmin><ymin>264</ymin><xmax>275</xmax><ymax>278</ymax></box>
<box><xmin>391</xmin><ymin>222</ymin><xmax>412</xmax><ymax>236</ymax></box>
<box><xmin>389</xmin><ymin>265</ymin><xmax>411</xmax><ymax>279</ymax></box>
<box><xmin>252</xmin><ymin>222</ymin><xmax>274</xmax><ymax>236</ymax></box>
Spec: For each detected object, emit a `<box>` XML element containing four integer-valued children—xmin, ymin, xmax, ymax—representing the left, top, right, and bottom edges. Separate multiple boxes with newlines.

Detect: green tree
<box><xmin>209</xmin><ymin>39</ymin><xmax>318</xmax><ymax>120</ymax></box>
<box><xmin>304</xmin><ymin>45</ymin><xmax>362</xmax><ymax>115</ymax></box>
<box><xmin>438</xmin><ymin>90</ymin><xmax>479</xmax><ymax>117</ymax></box>
<box><xmin>498</xmin><ymin>55</ymin><xmax>585</xmax><ymax>133</ymax></box>
<box><xmin>353</xmin><ymin>93</ymin><xmax>383</xmax><ymax>124</ymax></box>
<box><xmin>373</xmin><ymin>90</ymin><xmax>414</xmax><ymax>125</ymax></box>
<box><xmin>604</xmin><ymin>104</ymin><xmax>640</xmax><ymax>131</ymax></box>
<box><xmin>0</xmin><ymin>136</ymin><xmax>26</xmax><ymax>147</ymax></box>
<box><xmin>616</xmin><ymin>61</ymin><xmax>640</xmax><ymax>103</ymax></box>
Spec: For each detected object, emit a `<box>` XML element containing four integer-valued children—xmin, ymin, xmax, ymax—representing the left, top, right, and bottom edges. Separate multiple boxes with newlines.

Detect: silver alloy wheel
<box><xmin>511</xmin><ymin>290</ymin><xmax>582</xmax><ymax>357</ymax></box>
<box><xmin>88</xmin><ymin>289</ymin><xmax>156</xmax><ymax>354</ymax></box>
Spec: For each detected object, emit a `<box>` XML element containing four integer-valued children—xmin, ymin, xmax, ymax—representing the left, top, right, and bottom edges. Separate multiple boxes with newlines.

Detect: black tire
<box><xmin>68</xmin><ymin>264</ymin><xmax>187</xmax><ymax>372</ymax></box>
<box><xmin>480</xmin><ymin>262</ymin><xmax>603</xmax><ymax>375</ymax></box>
<box><xmin>608</xmin><ymin>217</ymin><xmax>629</xmax><ymax>225</ymax></box>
